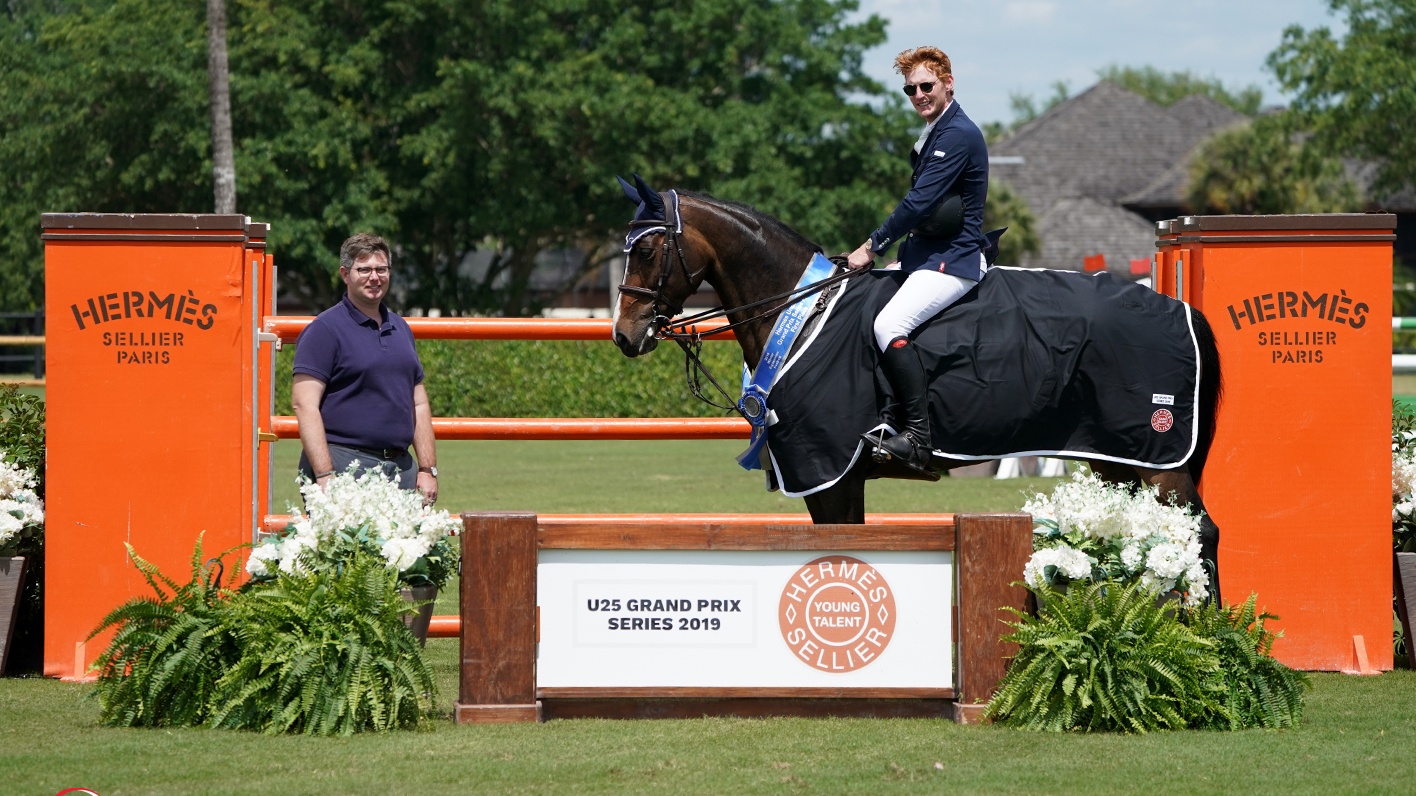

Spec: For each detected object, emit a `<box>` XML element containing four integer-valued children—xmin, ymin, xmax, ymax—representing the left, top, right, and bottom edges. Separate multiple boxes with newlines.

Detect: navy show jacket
<box><xmin>868</xmin><ymin>101</ymin><xmax>989</xmax><ymax>281</ymax></box>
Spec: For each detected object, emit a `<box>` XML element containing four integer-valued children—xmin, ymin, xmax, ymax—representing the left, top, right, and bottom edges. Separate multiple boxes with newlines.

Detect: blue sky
<box><xmin>851</xmin><ymin>0</ymin><xmax>1347</xmax><ymax>124</ymax></box>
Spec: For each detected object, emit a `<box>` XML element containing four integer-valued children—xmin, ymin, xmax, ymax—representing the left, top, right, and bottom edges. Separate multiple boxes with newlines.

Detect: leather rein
<box><xmin>618</xmin><ymin>209</ymin><xmax>866</xmax><ymax>414</ymax></box>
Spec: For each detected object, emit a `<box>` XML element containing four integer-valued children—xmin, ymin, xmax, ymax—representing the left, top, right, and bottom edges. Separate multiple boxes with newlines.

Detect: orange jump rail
<box><xmin>267</xmin><ymin>416</ymin><xmax>750</xmax><ymax>441</ymax></box>
<box><xmin>263</xmin><ymin>316</ymin><xmax>734</xmax><ymax>343</ymax></box>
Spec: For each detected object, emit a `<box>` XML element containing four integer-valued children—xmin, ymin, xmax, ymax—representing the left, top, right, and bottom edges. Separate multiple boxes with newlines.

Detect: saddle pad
<box><xmin>766</xmin><ymin>267</ymin><xmax>1201</xmax><ymax>496</ymax></box>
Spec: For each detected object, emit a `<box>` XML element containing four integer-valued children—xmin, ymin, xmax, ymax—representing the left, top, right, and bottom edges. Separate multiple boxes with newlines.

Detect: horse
<box><xmin>610</xmin><ymin>177</ymin><xmax>1223</xmax><ymax>601</ymax></box>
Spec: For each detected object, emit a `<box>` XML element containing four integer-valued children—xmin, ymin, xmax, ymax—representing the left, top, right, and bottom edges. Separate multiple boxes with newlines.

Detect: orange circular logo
<box><xmin>1151</xmin><ymin>408</ymin><xmax>1174</xmax><ymax>432</ymax></box>
<box><xmin>778</xmin><ymin>555</ymin><xmax>896</xmax><ymax>672</ymax></box>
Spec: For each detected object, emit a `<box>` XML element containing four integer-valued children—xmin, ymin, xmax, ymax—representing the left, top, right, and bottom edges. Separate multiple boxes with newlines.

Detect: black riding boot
<box><xmin>861</xmin><ymin>337</ymin><xmax>938</xmax><ymax>480</ymax></box>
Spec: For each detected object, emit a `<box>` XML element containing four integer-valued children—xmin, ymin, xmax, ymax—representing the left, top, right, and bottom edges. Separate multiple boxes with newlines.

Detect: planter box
<box><xmin>0</xmin><ymin>556</ymin><xmax>27</xmax><ymax>675</ymax></box>
<box><xmin>401</xmin><ymin>585</ymin><xmax>438</xmax><ymax>647</ymax></box>
<box><xmin>1395</xmin><ymin>552</ymin><xmax>1416</xmax><ymax>664</ymax></box>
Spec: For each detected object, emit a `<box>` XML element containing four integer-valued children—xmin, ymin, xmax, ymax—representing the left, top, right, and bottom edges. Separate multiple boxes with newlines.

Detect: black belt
<box><xmin>343</xmin><ymin>444</ymin><xmax>408</xmax><ymax>461</ymax></box>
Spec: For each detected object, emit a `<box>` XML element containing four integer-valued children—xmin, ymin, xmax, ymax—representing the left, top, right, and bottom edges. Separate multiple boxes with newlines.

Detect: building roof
<box><xmin>1029</xmin><ymin>196</ymin><xmax>1157</xmax><ymax>278</ymax></box>
<box><xmin>989</xmin><ymin>82</ymin><xmax>1249</xmax><ymax>273</ymax></box>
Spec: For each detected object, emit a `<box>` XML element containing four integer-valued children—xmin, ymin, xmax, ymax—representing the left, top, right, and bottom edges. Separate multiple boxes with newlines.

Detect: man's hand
<box><xmin>847</xmin><ymin>240</ymin><xmax>876</xmax><ymax>270</ymax></box>
<box><xmin>417</xmin><ymin>471</ymin><xmax>438</xmax><ymax>507</ymax></box>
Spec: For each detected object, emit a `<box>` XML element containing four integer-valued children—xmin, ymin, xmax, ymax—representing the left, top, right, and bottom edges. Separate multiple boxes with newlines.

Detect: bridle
<box><xmin>617</xmin><ymin>195</ymin><xmax>868</xmax><ymax>416</ymax></box>
<box><xmin>619</xmin><ymin>215</ymin><xmax>705</xmax><ymax>330</ymax></box>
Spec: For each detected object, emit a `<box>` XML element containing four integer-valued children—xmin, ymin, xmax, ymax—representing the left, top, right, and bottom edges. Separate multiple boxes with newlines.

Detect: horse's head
<box><xmin>611</xmin><ymin>175</ymin><xmax>710</xmax><ymax>357</ymax></box>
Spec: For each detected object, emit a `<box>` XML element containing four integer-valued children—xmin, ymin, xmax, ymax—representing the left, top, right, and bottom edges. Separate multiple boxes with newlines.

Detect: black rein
<box><xmin>617</xmin><ymin>212</ymin><xmax>867</xmax><ymax>417</ymax></box>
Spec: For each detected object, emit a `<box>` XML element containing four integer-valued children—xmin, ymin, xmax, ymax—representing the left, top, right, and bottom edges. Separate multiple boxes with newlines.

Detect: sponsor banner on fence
<box><xmin>537</xmin><ymin>549</ymin><xmax>953</xmax><ymax>688</ymax></box>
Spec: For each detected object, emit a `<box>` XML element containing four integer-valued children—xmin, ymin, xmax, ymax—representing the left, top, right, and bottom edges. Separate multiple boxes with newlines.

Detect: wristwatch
<box><xmin>418</xmin><ymin>466</ymin><xmax>438</xmax><ymax>478</ymax></box>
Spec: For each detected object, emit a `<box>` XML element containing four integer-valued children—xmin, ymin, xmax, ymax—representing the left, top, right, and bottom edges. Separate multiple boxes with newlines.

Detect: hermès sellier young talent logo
<box><xmin>778</xmin><ymin>555</ymin><xmax>896</xmax><ymax>672</ymax></box>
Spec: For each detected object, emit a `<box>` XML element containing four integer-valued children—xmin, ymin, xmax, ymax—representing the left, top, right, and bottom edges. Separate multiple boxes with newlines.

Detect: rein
<box><xmin>618</xmin><ymin>202</ymin><xmax>866</xmax><ymax>417</ymax></box>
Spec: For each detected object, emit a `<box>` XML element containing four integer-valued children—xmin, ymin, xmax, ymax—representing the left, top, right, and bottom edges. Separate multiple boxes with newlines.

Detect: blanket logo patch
<box><xmin>1151</xmin><ymin>408</ymin><xmax>1174</xmax><ymax>432</ymax></box>
<box><xmin>778</xmin><ymin>555</ymin><xmax>896</xmax><ymax>673</ymax></box>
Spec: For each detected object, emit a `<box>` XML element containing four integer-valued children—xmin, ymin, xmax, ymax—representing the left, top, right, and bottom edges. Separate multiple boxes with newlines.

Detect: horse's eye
<box><xmin>637</xmin><ymin>247</ymin><xmax>654</xmax><ymax>261</ymax></box>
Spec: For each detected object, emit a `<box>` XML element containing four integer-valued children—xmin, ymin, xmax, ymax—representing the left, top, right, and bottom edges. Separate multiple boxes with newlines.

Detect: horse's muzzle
<box><xmin>613</xmin><ymin>328</ymin><xmax>658</xmax><ymax>358</ymax></box>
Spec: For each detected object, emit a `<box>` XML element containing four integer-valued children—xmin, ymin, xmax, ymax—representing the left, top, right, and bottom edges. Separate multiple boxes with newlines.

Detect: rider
<box><xmin>847</xmin><ymin>46</ymin><xmax>989</xmax><ymax>476</ymax></box>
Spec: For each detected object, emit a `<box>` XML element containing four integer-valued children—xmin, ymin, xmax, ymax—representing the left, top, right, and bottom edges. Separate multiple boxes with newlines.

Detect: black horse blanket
<box><xmin>763</xmin><ymin>267</ymin><xmax>1201</xmax><ymax>497</ymax></box>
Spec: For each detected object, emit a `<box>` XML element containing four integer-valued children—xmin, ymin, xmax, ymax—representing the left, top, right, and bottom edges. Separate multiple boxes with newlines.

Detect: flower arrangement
<box><xmin>247</xmin><ymin>464</ymin><xmax>460</xmax><ymax>589</ymax></box>
<box><xmin>1021</xmin><ymin>470</ymin><xmax>1210</xmax><ymax>607</ymax></box>
<box><xmin>0</xmin><ymin>457</ymin><xmax>44</xmax><ymax>557</ymax></box>
<box><xmin>989</xmin><ymin>470</ymin><xmax>1308</xmax><ymax>733</ymax></box>
<box><xmin>1392</xmin><ymin>401</ymin><xmax>1416</xmax><ymax>552</ymax></box>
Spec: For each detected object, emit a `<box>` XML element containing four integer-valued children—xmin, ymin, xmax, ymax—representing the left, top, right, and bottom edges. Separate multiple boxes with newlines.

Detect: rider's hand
<box><xmin>847</xmin><ymin>241</ymin><xmax>876</xmax><ymax>270</ymax></box>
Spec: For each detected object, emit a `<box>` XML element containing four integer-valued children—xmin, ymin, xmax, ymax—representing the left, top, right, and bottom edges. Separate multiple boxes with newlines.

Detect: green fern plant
<box><xmin>984</xmin><ymin>580</ymin><xmax>1228</xmax><ymax>732</ymax></box>
<box><xmin>1184</xmin><ymin>594</ymin><xmax>1309</xmax><ymax>729</ymax></box>
<box><xmin>87</xmin><ymin>535</ymin><xmax>242</xmax><ymax>727</ymax></box>
<box><xmin>209</xmin><ymin>549</ymin><xmax>435</xmax><ymax>735</ymax></box>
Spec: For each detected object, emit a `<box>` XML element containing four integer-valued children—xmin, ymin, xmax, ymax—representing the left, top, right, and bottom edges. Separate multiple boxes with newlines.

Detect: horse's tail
<box><xmin>1188</xmin><ymin>308</ymin><xmax>1223</xmax><ymax>487</ymax></box>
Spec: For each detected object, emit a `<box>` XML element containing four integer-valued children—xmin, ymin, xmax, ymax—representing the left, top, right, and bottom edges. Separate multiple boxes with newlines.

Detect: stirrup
<box><xmin>889</xmin><ymin>437</ymin><xmax>941</xmax><ymax>482</ymax></box>
<box><xmin>860</xmin><ymin>428</ymin><xmax>891</xmax><ymax>464</ymax></box>
<box><xmin>860</xmin><ymin>429</ymin><xmax>941</xmax><ymax>482</ymax></box>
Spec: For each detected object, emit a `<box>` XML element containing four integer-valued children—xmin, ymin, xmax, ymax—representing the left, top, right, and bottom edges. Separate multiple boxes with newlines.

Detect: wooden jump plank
<box><xmin>536</xmin><ymin>520</ymin><xmax>954</xmax><ymax>551</ymax></box>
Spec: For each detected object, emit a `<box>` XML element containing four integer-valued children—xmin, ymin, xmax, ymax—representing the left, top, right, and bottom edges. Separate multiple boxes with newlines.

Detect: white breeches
<box><xmin>873</xmin><ymin>267</ymin><xmax>981</xmax><ymax>351</ymax></box>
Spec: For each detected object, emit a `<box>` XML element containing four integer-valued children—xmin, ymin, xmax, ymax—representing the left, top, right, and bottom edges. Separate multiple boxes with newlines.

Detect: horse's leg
<box><xmin>1135</xmin><ymin>466</ymin><xmax>1222</xmax><ymax>606</ymax></box>
<box><xmin>804</xmin><ymin>471</ymin><xmax>866</xmax><ymax>524</ymax></box>
<box><xmin>1088</xmin><ymin>460</ymin><xmax>1141</xmax><ymax>488</ymax></box>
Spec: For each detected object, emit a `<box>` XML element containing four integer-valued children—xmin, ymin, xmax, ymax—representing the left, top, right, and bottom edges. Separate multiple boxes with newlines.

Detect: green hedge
<box><xmin>274</xmin><ymin>339</ymin><xmax>745</xmax><ymax>418</ymax></box>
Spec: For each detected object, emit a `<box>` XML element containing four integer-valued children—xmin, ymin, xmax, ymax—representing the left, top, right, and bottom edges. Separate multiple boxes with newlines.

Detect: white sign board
<box><xmin>537</xmin><ymin>549</ymin><xmax>953</xmax><ymax>689</ymax></box>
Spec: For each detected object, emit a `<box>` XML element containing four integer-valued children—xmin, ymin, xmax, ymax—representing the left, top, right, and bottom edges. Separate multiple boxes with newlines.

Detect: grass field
<box><xmin>4</xmin><ymin>440</ymin><xmax>1416</xmax><ymax>794</ymax></box>
<box><xmin>268</xmin><ymin>439</ymin><xmax>1066</xmax><ymax>517</ymax></box>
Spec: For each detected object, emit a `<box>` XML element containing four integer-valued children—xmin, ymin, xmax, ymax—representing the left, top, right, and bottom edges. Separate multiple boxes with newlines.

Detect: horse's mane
<box><xmin>679</xmin><ymin>190</ymin><xmax>822</xmax><ymax>254</ymax></box>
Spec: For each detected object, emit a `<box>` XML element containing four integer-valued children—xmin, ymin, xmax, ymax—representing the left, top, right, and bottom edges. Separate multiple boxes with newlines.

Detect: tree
<box><xmin>206</xmin><ymin>0</ymin><xmax>235</xmax><ymax>213</ymax></box>
<box><xmin>1096</xmin><ymin>65</ymin><xmax>1262</xmax><ymax>115</ymax></box>
<box><xmin>0</xmin><ymin>0</ymin><xmax>214</xmax><ymax>313</ymax></box>
<box><xmin>390</xmin><ymin>0</ymin><xmax>917</xmax><ymax>315</ymax></box>
<box><xmin>983</xmin><ymin>179</ymin><xmax>1039</xmax><ymax>266</ymax></box>
<box><xmin>1267</xmin><ymin>0</ymin><xmax>1416</xmax><ymax>196</ymax></box>
<box><xmin>1185</xmin><ymin>112</ymin><xmax>1360</xmax><ymax>215</ymax></box>
<box><xmin>0</xmin><ymin>0</ymin><xmax>918</xmax><ymax>315</ymax></box>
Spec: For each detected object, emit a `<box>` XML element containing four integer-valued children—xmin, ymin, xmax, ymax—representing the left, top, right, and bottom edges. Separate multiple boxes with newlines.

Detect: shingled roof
<box><xmin>989</xmin><ymin>82</ymin><xmax>1249</xmax><ymax>275</ymax></box>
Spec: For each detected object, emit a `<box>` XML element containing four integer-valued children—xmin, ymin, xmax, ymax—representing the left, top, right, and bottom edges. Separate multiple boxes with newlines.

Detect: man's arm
<box><xmin>412</xmin><ymin>382</ymin><xmax>438</xmax><ymax>505</ymax></box>
<box><xmin>292</xmin><ymin>373</ymin><xmax>334</xmax><ymax>488</ymax></box>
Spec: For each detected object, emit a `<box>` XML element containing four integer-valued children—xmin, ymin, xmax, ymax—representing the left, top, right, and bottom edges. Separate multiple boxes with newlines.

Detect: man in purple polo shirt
<box><xmin>291</xmin><ymin>233</ymin><xmax>438</xmax><ymax>505</ymax></box>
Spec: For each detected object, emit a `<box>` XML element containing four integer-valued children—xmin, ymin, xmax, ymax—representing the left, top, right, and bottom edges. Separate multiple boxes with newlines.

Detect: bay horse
<box><xmin>611</xmin><ymin>178</ymin><xmax>1222</xmax><ymax>600</ymax></box>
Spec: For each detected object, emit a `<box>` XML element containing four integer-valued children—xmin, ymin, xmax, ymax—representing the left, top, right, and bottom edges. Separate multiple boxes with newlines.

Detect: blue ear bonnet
<box><xmin>618</xmin><ymin>174</ymin><xmax>680</xmax><ymax>252</ymax></box>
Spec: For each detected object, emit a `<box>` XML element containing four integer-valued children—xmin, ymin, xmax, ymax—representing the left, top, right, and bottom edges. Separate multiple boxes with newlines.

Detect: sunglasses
<box><xmin>902</xmin><ymin>81</ymin><xmax>937</xmax><ymax>97</ymax></box>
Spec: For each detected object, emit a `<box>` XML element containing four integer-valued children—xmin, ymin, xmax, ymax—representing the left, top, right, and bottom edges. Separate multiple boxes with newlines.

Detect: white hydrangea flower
<box><xmin>0</xmin><ymin>458</ymin><xmax>43</xmax><ymax>548</ymax></box>
<box><xmin>251</xmin><ymin>463</ymin><xmax>458</xmax><ymax>581</ymax></box>
<box><xmin>381</xmin><ymin>537</ymin><xmax>429</xmax><ymax>571</ymax></box>
<box><xmin>1020</xmin><ymin>469</ymin><xmax>1209</xmax><ymax>603</ymax></box>
<box><xmin>245</xmin><ymin>541</ymin><xmax>281</xmax><ymax>577</ymax></box>
<box><xmin>1023</xmin><ymin>545</ymin><xmax>1095</xmax><ymax>588</ymax></box>
<box><xmin>1394</xmin><ymin>450</ymin><xmax>1416</xmax><ymax>502</ymax></box>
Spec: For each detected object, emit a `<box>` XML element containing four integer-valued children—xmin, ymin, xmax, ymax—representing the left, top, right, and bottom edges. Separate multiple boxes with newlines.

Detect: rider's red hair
<box><xmin>893</xmin><ymin>47</ymin><xmax>951</xmax><ymax>80</ymax></box>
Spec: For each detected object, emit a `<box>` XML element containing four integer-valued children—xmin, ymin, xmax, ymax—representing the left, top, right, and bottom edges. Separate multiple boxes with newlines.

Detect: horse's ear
<box><xmin>616</xmin><ymin>175</ymin><xmax>641</xmax><ymax>205</ymax></box>
<box><xmin>633</xmin><ymin>173</ymin><xmax>665</xmax><ymax>218</ymax></box>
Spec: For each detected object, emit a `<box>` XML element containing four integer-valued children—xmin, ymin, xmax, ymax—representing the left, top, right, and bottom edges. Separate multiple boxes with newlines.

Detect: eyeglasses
<box><xmin>349</xmin><ymin>266</ymin><xmax>390</xmax><ymax>278</ymax></box>
<box><xmin>902</xmin><ymin>81</ymin><xmax>937</xmax><ymax>97</ymax></box>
